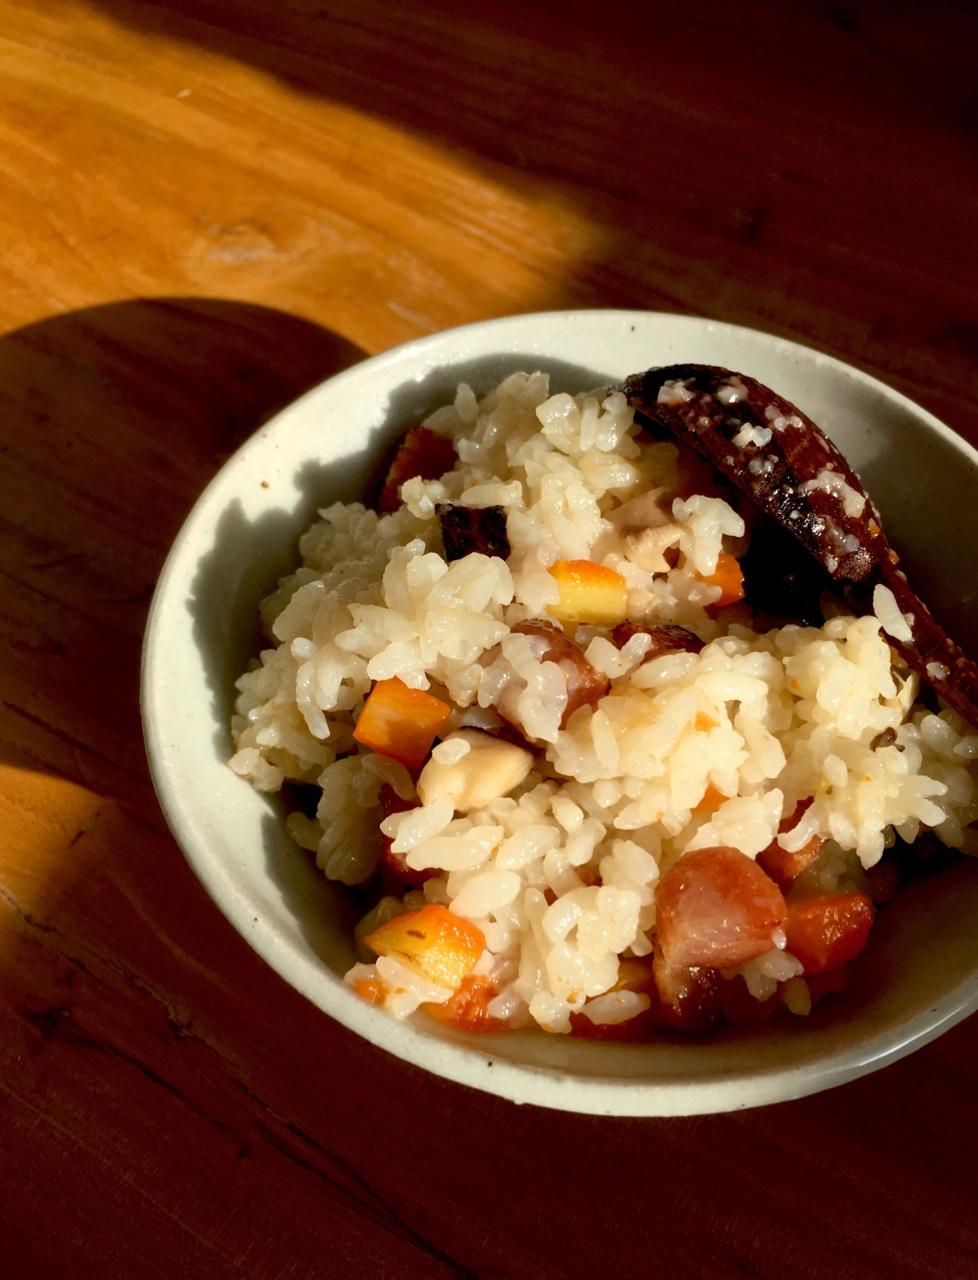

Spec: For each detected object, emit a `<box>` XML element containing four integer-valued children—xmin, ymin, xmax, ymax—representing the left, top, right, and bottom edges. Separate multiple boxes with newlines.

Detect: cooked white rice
<box><xmin>231</xmin><ymin>373</ymin><xmax>978</xmax><ymax>1033</ymax></box>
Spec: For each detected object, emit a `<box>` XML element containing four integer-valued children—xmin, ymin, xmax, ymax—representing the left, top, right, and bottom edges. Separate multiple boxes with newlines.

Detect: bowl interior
<box><xmin>143</xmin><ymin>311</ymin><xmax>978</xmax><ymax>1115</ymax></box>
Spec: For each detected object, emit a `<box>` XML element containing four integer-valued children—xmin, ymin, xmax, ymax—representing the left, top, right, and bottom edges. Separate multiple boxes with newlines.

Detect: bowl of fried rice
<box><xmin>142</xmin><ymin>310</ymin><xmax>978</xmax><ymax>1115</ymax></box>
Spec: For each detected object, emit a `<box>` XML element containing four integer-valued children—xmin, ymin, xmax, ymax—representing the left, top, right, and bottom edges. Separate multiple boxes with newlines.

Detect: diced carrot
<box><xmin>694</xmin><ymin>712</ymin><xmax>718</xmax><ymax>732</ymax></box>
<box><xmin>378</xmin><ymin>426</ymin><xmax>457</xmax><ymax>512</ymax></box>
<box><xmin>547</xmin><ymin>559</ymin><xmax>628</xmax><ymax>626</ymax></box>
<box><xmin>695</xmin><ymin>782</ymin><xmax>727</xmax><ymax>813</ymax></box>
<box><xmin>354</xmin><ymin>977</ymin><xmax>385</xmax><ymax>1005</ymax></box>
<box><xmin>696</xmin><ymin>552</ymin><xmax>745</xmax><ymax>607</ymax></box>
<box><xmin>365</xmin><ymin>903</ymin><xmax>484</xmax><ymax>989</ymax></box>
<box><xmin>353</xmin><ymin>678</ymin><xmax>451</xmax><ymax>769</ymax></box>
<box><xmin>655</xmin><ymin>846</ymin><xmax>787</xmax><ymax>970</ymax></box>
<box><xmin>423</xmin><ymin>975</ymin><xmax>505</xmax><ymax>1032</ymax></box>
<box><xmin>757</xmin><ymin>798</ymin><xmax>824</xmax><ymax>888</ymax></box>
<box><xmin>784</xmin><ymin>893</ymin><xmax>875</xmax><ymax>975</ymax></box>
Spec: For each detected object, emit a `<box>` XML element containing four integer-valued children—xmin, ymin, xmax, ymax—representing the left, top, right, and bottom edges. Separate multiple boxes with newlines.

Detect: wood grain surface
<box><xmin>2</xmin><ymin>2</ymin><xmax>978</xmax><ymax>1276</ymax></box>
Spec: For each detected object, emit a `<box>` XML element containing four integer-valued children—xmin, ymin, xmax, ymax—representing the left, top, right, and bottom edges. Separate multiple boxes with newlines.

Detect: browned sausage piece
<box><xmin>612</xmin><ymin>621</ymin><xmax>704</xmax><ymax>657</ymax></box>
<box><xmin>437</xmin><ymin>503</ymin><xmax>511</xmax><ymax>562</ymax></box>
<box><xmin>377</xmin><ymin>426</ymin><xmax>458</xmax><ymax>512</ymax></box>
<box><xmin>512</xmin><ymin>620</ymin><xmax>609</xmax><ymax>725</ymax></box>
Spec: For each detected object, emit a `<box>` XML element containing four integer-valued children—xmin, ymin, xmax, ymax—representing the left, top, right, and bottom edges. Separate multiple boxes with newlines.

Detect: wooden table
<box><xmin>2</xmin><ymin>2</ymin><xmax>977</xmax><ymax>1275</ymax></box>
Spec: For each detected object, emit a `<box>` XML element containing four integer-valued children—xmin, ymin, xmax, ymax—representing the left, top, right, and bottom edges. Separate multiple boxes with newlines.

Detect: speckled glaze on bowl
<box><xmin>141</xmin><ymin>310</ymin><xmax>978</xmax><ymax>1116</ymax></box>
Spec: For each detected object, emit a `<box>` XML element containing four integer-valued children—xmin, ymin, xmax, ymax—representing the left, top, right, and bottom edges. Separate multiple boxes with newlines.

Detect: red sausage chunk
<box><xmin>655</xmin><ymin>846</ymin><xmax>787</xmax><ymax>970</ymax></box>
<box><xmin>512</xmin><ymin>620</ymin><xmax>609</xmax><ymax>726</ymax></box>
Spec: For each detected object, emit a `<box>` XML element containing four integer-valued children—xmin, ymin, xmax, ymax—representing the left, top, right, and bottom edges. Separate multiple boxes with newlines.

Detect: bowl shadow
<box><xmin>0</xmin><ymin>295</ymin><xmax>367</xmax><ymax>807</ymax></box>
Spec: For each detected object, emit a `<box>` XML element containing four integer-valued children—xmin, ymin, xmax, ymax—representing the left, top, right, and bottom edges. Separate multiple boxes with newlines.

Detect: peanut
<box><xmin>417</xmin><ymin>729</ymin><xmax>533</xmax><ymax>813</ymax></box>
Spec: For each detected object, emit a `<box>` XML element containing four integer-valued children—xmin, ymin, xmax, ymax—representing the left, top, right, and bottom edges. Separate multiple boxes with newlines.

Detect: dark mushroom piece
<box><xmin>612</xmin><ymin>621</ymin><xmax>704</xmax><ymax>657</ymax></box>
<box><xmin>437</xmin><ymin>503</ymin><xmax>510</xmax><ymax>562</ymax></box>
<box><xmin>623</xmin><ymin>364</ymin><xmax>978</xmax><ymax>728</ymax></box>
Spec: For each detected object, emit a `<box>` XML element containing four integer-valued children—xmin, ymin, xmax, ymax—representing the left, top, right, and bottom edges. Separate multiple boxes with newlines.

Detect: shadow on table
<box><xmin>0</xmin><ymin>296</ymin><xmax>365</xmax><ymax>811</ymax></box>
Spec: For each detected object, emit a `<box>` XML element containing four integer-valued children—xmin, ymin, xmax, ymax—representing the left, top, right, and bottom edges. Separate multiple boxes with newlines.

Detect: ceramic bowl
<box><xmin>141</xmin><ymin>310</ymin><xmax>978</xmax><ymax>1115</ymax></box>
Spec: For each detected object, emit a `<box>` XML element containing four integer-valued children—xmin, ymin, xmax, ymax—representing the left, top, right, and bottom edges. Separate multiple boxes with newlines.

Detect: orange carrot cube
<box><xmin>695</xmin><ymin>782</ymin><xmax>728</xmax><ymax>813</ymax></box>
<box><xmin>696</xmin><ymin>552</ymin><xmax>745</xmax><ymax>607</ymax></box>
<box><xmin>365</xmin><ymin>904</ymin><xmax>484</xmax><ymax>989</ymax></box>
<box><xmin>353</xmin><ymin>678</ymin><xmax>451</xmax><ymax>768</ymax></box>
<box><xmin>784</xmin><ymin>893</ymin><xmax>874</xmax><ymax>975</ymax></box>
<box><xmin>354</xmin><ymin>977</ymin><xmax>386</xmax><ymax>1005</ymax></box>
<box><xmin>548</xmin><ymin>559</ymin><xmax>628</xmax><ymax>626</ymax></box>
<box><xmin>423</xmin><ymin>974</ymin><xmax>505</xmax><ymax>1031</ymax></box>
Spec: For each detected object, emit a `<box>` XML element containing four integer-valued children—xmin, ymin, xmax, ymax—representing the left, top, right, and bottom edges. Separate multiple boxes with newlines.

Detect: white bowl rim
<box><xmin>141</xmin><ymin>308</ymin><xmax>978</xmax><ymax>1116</ymax></box>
